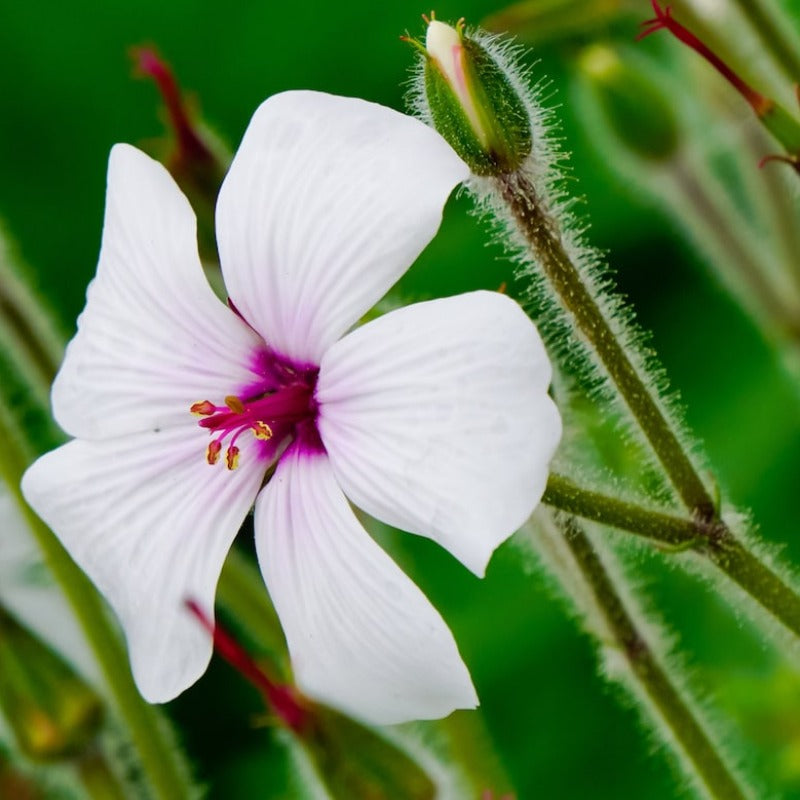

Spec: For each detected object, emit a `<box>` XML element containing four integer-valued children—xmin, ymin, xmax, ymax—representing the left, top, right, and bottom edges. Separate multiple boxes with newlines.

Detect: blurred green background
<box><xmin>2</xmin><ymin>1</ymin><xmax>800</xmax><ymax>797</ymax></box>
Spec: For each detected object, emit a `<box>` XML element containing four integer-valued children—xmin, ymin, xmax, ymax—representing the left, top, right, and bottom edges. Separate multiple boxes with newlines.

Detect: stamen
<box><xmin>191</xmin><ymin>356</ymin><xmax>319</xmax><ymax>469</ymax></box>
<box><xmin>191</xmin><ymin>400</ymin><xmax>216</xmax><ymax>416</ymax></box>
<box><xmin>206</xmin><ymin>440</ymin><xmax>222</xmax><ymax>465</ymax></box>
<box><xmin>252</xmin><ymin>422</ymin><xmax>273</xmax><ymax>441</ymax></box>
<box><xmin>225</xmin><ymin>395</ymin><xmax>245</xmax><ymax>414</ymax></box>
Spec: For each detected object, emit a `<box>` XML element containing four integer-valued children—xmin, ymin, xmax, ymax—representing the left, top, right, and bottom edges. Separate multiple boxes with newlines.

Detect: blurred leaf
<box><xmin>483</xmin><ymin>0</ymin><xmax>631</xmax><ymax>43</ymax></box>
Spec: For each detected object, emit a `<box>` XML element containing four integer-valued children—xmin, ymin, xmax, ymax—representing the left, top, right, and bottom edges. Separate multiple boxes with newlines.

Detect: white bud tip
<box><xmin>425</xmin><ymin>20</ymin><xmax>461</xmax><ymax>63</ymax></box>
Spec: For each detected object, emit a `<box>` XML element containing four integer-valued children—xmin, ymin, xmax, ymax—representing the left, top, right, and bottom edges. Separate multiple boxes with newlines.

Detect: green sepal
<box><xmin>424</xmin><ymin>34</ymin><xmax>532</xmax><ymax>176</ymax></box>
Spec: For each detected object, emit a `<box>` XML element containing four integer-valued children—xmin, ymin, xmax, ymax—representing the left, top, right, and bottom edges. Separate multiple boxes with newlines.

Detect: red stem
<box><xmin>131</xmin><ymin>46</ymin><xmax>215</xmax><ymax>166</ymax></box>
<box><xmin>185</xmin><ymin>599</ymin><xmax>309</xmax><ymax>733</ymax></box>
<box><xmin>638</xmin><ymin>0</ymin><xmax>772</xmax><ymax>116</ymax></box>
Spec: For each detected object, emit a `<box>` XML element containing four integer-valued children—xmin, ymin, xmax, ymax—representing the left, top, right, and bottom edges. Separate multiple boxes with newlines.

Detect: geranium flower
<box><xmin>21</xmin><ymin>91</ymin><xmax>561</xmax><ymax>725</ymax></box>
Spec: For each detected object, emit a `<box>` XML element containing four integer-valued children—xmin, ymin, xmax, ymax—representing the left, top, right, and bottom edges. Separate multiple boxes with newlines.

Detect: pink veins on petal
<box><xmin>191</xmin><ymin>347</ymin><xmax>321</xmax><ymax>469</ymax></box>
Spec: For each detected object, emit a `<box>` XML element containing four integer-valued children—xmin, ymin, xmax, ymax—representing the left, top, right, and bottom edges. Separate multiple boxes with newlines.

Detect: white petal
<box><xmin>20</xmin><ymin>427</ymin><xmax>265</xmax><ymax>702</ymax></box>
<box><xmin>317</xmin><ymin>291</ymin><xmax>562</xmax><ymax>577</ymax></box>
<box><xmin>254</xmin><ymin>448</ymin><xmax>477</xmax><ymax>725</ymax></box>
<box><xmin>216</xmin><ymin>90</ymin><xmax>468</xmax><ymax>364</ymax></box>
<box><xmin>53</xmin><ymin>144</ymin><xmax>262</xmax><ymax>440</ymax></box>
<box><xmin>0</xmin><ymin>487</ymin><xmax>98</xmax><ymax>683</ymax></box>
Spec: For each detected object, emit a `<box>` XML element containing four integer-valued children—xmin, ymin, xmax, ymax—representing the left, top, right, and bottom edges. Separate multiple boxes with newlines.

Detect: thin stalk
<box><xmin>544</xmin><ymin>474</ymin><xmax>800</xmax><ymax>641</ymax></box>
<box><xmin>496</xmin><ymin>171</ymin><xmax>715</xmax><ymax>517</ymax></box>
<box><xmin>558</xmin><ymin>515</ymin><xmax>749</xmax><ymax>800</ymax></box>
<box><xmin>0</xmin><ymin>404</ymin><xmax>191</xmax><ymax>800</ymax></box>
<box><xmin>543</xmin><ymin>473</ymin><xmax>699</xmax><ymax>547</ymax></box>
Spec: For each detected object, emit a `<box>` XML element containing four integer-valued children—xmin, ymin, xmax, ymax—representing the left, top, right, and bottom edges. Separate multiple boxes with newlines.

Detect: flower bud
<box><xmin>577</xmin><ymin>45</ymin><xmax>680</xmax><ymax>162</ymax></box>
<box><xmin>421</xmin><ymin>19</ymin><xmax>532</xmax><ymax>175</ymax></box>
<box><xmin>0</xmin><ymin>607</ymin><xmax>103</xmax><ymax>761</ymax></box>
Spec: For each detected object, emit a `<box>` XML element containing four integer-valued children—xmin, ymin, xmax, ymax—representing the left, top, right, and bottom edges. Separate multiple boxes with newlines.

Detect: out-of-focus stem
<box><xmin>739</xmin><ymin>124</ymin><xmax>800</xmax><ymax>292</ymax></box>
<box><xmin>732</xmin><ymin>0</ymin><xmax>800</xmax><ymax>85</ymax></box>
<box><xmin>76</xmin><ymin>749</ymin><xmax>128</xmax><ymax>800</ymax></box>
<box><xmin>669</xmin><ymin>155</ymin><xmax>800</xmax><ymax>339</ymax></box>
<box><xmin>540</xmin><ymin>513</ymin><xmax>749</xmax><ymax>799</ymax></box>
<box><xmin>0</xmin><ymin>244</ymin><xmax>63</xmax><ymax>392</ymax></box>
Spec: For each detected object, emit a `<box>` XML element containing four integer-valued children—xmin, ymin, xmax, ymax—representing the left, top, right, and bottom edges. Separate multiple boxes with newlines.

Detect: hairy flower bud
<box><xmin>578</xmin><ymin>45</ymin><xmax>680</xmax><ymax>162</ymax></box>
<box><xmin>0</xmin><ymin>608</ymin><xmax>103</xmax><ymax>761</ymax></box>
<box><xmin>421</xmin><ymin>19</ymin><xmax>532</xmax><ymax>175</ymax></box>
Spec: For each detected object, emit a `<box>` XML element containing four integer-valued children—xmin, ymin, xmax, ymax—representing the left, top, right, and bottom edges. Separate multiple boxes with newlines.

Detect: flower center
<box><xmin>191</xmin><ymin>354</ymin><xmax>319</xmax><ymax>470</ymax></box>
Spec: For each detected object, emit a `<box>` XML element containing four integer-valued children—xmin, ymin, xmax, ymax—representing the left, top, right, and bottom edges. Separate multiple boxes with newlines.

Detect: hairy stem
<box><xmin>544</xmin><ymin>474</ymin><xmax>800</xmax><ymax>641</ymax></box>
<box><xmin>496</xmin><ymin>171</ymin><xmax>715</xmax><ymax>517</ymax></box>
<box><xmin>543</xmin><ymin>473</ymin><xmax>700</xmax><ymax>547</ymax></box>
<box><xmin>555</xmin><ymin>515</ymin><xmax>749</xmax><ymax>800</ymax></box>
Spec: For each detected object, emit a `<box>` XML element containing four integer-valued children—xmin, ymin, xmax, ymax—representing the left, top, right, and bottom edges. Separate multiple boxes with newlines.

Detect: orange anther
<box><xmin>226</xmin><ymin>446</ymin><xmax>240</xmax><ymax>471</ymax></box>
<box><xmin>191</xmin><ymin>400</ymin><xmax>216</xmax><ymax>416</ymax></box>
<box><xmin>206</xmin><ymin>440</ymin><xmax>222</xmax><ymax>465</ymax></box>
<box><xmin>252</xmin><ymin>422</ymin><xmax>273</xmax><ymax>441</ymax></box>
<box><xmin>225</xmin><ymin>395</ymin><xmax>245</xmax><ymax>414</ymax></box>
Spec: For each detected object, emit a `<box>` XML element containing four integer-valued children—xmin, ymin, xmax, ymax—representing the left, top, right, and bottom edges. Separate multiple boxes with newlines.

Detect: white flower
<box><xmin>21</xmin><ymin>91</ymin><xmax>561</xmax><ymax>725</ymax></box>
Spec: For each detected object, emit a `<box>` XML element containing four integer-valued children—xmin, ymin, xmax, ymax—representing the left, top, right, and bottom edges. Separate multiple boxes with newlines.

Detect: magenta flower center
<box><xmin>191</xmin><ymin>349</ymin><xmax>320</xmax><ymax>469</ymax></box>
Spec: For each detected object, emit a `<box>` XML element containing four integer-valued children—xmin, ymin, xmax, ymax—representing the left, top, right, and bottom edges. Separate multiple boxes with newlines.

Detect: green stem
<box><xmin>0</xmin><ymin>405</ymin><xmax>190</xmax><ymax>800</ymax></box>
<box><xmin>496</xmin><ymin>171</ymin><xmax>715</xmax><ymax>518</ymax></box>
<box><xmin>560</xmin><ymin>516</ymin><xmax>748</xmax><ymax>800</ymax></box>
<box><xmin>543</xmin><ymin>473</ymin><xmax>699</xmax><ymax>547</ymax></box>
<box><xmin>544</xmin><ymin>474</ymin><xmax>800</xmax><ymax>641</ymax></box>
<box><xmin>707</xmin><ymin>534</ymin><xmax>800</xmax><ymax>639</ymax></box>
